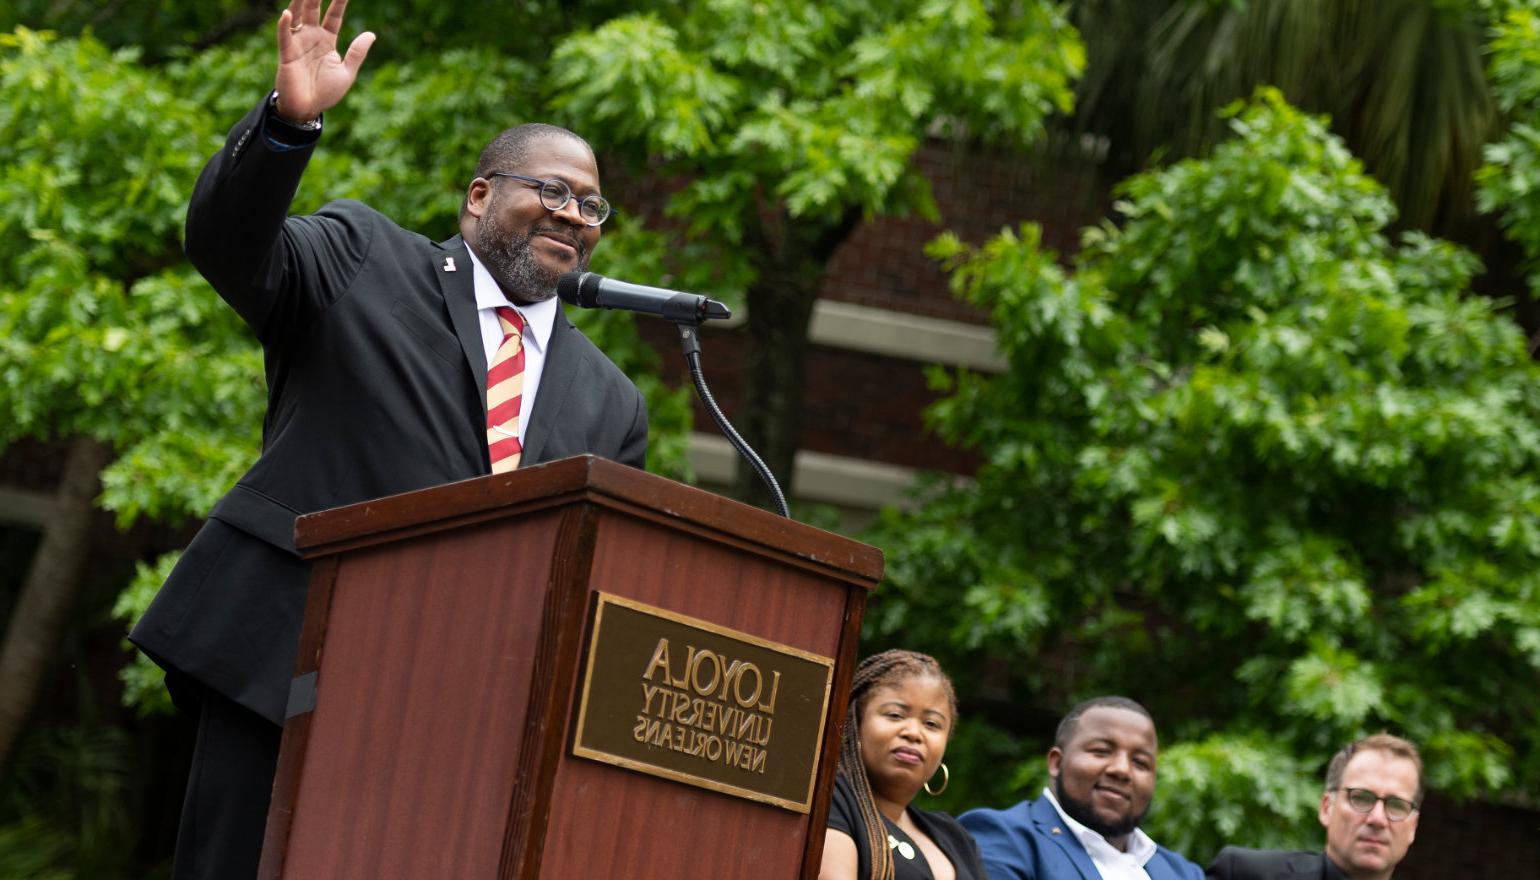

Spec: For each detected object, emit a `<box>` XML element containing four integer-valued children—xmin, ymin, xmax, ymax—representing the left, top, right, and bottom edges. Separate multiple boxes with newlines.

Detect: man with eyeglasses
<box><xmin>130</xmin><ymin>1</ymin><xmax>646</xmax><ymax>877</ymax></box>
<box><xmin>1206</xmin><ymin>734</ymin><xmax>1422</xmax><ymax>880</ymax></box>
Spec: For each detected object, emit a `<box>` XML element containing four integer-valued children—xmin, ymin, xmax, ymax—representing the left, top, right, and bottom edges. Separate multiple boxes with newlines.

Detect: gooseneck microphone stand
<box><xmin>557</xmin><ymin>272</ymin><xmax>794</xmax><ymax>511</ymax></box>
<box><xmin>555</xmin><ymin>271</ymin><xmax>789</xmax><ymax>518</ymax></box>
<box><xmin>673</xmin><ymin>322</ymin><xmax>790</xmax><ymax>519</ymax></box>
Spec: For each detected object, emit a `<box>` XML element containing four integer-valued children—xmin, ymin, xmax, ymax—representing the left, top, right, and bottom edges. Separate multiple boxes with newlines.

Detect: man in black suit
<box><xmin>1207</xmin><ymin>734</ymin><xmax>1422</xmax><ymax>880</ymax></box>
<box><xmin>128</xmin><ymin>1</ymin><xmax>646</xmax><ymax>876</ymax></box>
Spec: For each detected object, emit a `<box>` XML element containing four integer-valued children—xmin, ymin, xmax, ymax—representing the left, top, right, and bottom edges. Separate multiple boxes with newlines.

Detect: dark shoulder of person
<box><xmin>1207</xmin><ymin>846</ymin><xmax>1330</xmax><ymax>880</ymax></box>
<box><xmin>826</xmin><ymin>772</ymin><xmax>875</xmax><ymax>879</ymax></box>
<box><xmin>911</xmin><ymin>802</ymin><xmax>988</xmax><ymax>880</ymax></box>
<box><xmin>827</xmin><ymin>771</ymin><xmax>864</xmax><ymax>836</ymax></box>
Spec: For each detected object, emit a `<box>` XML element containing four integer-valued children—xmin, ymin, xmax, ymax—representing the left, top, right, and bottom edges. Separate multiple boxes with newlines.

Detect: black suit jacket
<box><xmin>1207</xmin><ymin>846</ymin><xmax>1341</xmax><ymax>880</ymax></box>
<box><xmin>130</xmin><ymin>96</ymin><xmax>647</xmax><ymax>725</ymax></box>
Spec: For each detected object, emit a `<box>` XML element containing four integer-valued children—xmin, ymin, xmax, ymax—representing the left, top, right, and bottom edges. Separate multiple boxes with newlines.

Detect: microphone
<box><xmin>557</xmin><ymin>272</ymin><xmax>732</xmax><ymax>323</ymax></box>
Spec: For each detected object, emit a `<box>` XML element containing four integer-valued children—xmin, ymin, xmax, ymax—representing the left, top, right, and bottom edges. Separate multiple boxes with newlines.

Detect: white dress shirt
<box><xmin>1043</xmin><ymin>786</ymin><xmax>1159</xmax><ymax>880</ymax></box>
<box><xmin>466</xmin><ymin>247</ymin><xmax>556</xmax><ymax>445</ymax></box>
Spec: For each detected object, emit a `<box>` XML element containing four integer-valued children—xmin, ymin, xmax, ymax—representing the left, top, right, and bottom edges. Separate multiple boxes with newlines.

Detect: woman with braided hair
<box><xmin>819</xmin><ymin>650</ymin><xmax>987</xmax><ymax>880</ymax></box>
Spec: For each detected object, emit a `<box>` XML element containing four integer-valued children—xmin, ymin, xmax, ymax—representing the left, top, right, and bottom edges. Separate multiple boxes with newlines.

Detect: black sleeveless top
<box><xmin>826</xmin><ymin>772</ymin><xmax>988</xmax><ymax>880</ymax></box>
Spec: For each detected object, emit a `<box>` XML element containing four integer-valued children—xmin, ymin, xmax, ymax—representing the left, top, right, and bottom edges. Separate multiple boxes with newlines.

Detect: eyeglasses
<box><xmin>487</xmin><ymin>172</ymin><xmax>611</xmax><ymax>226</ymax></box>
<box><xmin>1335</xmin><ymin>787</ymin><xmax>1419</xmax><ymax>821</ymax></box>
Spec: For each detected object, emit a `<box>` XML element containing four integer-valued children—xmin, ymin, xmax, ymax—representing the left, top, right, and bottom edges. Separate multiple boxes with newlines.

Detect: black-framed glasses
<box><xmin>1336</xmin><ymin>788</ymin><xmax>1418</xmax><ymax>821</ymax></box>
<box><xmin>487</xmin><ymin>172</ymin><xmax>611</xmax><ymax>227</ymax></box>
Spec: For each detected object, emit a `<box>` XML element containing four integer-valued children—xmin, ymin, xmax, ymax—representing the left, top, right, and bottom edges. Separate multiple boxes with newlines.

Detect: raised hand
<box><xmin>273</xmin><ymin>0</ymin><xmax>376</xmax><ymax>123</ymax></box>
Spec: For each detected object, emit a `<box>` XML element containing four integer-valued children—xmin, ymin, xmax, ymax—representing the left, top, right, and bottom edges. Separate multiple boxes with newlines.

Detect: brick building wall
<box><xmin>637</xmin><ymin>137</ymin><xmax>1111</xmax><ymax>476</ymax></box>
<box><xmin>820</xmin><ymin>138</ymin><xmax>1107</xmax><ymax>323</ymax></box>
<box><xmin>1398</xmin><ymin>792</ymin><xmax>1540</xmax><ymax>879</ymax></box>
<box><xmin>639</xmin><ymin>321</ymin><xmax>983</xmax><ymax>472</ymax></box>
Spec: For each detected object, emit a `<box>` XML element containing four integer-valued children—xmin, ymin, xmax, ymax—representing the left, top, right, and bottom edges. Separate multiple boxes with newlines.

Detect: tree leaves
<box><xmin>870</xmin><ymin>89</ymin><xmax>1540</xmax><ymax>855</ymax></box>
<box><xmin>552</xmin><ymin>17</ymin><xmax>741</xmax><ymax>161</ymax></box>
<box><xmin>548</xmin><ymin>0</ymin><xmax>1083</xmax><ymax>282</ymax></box>
<box><xmin>1155</xmin><ymin>734</ymin><xmax>1321</xmax><ymax>855</ymax></box>
<box><xmin>1480</xmin><ymin>5</ymin><xmax>1540</xmax><ymax>297</ymax></box>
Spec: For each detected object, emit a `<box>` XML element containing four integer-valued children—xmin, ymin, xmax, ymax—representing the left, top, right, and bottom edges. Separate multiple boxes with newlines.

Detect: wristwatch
<box><xmin>265</xmin><ymin>90</ymin><xmax>323</xmax><ymax>139</ymax></box>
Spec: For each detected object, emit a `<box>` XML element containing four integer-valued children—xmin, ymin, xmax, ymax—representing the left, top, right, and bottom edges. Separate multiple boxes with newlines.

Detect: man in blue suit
<box><xmin>960</xmin><ymin>696</ymin><xmax>1205</xmax><ymax>880</ymax></box>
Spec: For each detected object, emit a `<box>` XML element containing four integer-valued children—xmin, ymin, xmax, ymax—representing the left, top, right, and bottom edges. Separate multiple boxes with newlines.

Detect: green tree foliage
<box><xmin>867</xmin><ymin>89</ymin><xmax>1540</xmax><ymax>859</ymax></box>
<box><xmin>0</xmin><ymin>29</ymin><xmax>263</xmax><ymax>741</ymax></box>
<box><xmin>0</xmin><ymin>0</ymin><xmax>638</xmax><ymax>64</ymax></box>
<box><xmin>1479</xmin><ymin>1</ymin><xmax>1540</xmax><ymax>303</ymax></box>
<box><xmin>544</xmin><ymin>0</ymin><xmax>1084</xmax><ymax>504</ymax></box>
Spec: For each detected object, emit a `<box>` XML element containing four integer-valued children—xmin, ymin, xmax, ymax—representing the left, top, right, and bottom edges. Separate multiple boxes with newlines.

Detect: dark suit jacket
<box><xmin>130</xmin><ymin>96</ymin><xmax>647</xmax><ymax>725</ymax></box>
<box><xmin>959</xmin><ymin>794</ymin><xmax>1206</xmax><ymax>880</ymax></box>
<box><xmin>1206</xmin><ymin>847</ymin><xmax>1339</xmax><ymax>880</ymax></box>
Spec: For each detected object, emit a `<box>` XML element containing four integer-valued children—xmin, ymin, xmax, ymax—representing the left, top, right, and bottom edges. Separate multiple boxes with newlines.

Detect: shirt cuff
<box><xmin>261</xmin><ymin>91</ymin><xmax>323</xmax><ymax>152</ymax></box>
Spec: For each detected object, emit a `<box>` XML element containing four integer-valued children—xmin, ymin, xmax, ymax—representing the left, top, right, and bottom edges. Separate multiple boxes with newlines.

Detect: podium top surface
<box><xmin>294</xmin><ymin>455</ymin><xmax>883</xmax><ymax>585</ymax></box>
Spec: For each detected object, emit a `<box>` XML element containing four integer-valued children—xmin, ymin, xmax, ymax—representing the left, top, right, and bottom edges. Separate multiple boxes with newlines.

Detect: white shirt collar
<box><xmin>1043</xmin><ymin>786</ymin><xmax>1158</xmax><ymax>871</ymax></box>
<box><xmin>465</xmin><ymin>244</ymin><xmax>555</xmax><ymax>355</ymax></box>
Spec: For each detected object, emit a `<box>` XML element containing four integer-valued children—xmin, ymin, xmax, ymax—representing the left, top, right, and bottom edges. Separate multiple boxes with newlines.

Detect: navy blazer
<box><xmin>960</xmin><ymin>794</ymin><xmax>1206</xmax><ymax>880</ymax></box>
<box><xmin>130</xmin><ymin>96</ymin><xmax>647</xmax><ymax>725</ymax></box>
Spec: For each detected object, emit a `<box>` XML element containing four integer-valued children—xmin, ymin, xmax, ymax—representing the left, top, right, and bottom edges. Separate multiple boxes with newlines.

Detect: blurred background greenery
<box><xmin>2</xmin><ymin>1</ymin><xmax>1538</xmax><ymax>876</ymax></box>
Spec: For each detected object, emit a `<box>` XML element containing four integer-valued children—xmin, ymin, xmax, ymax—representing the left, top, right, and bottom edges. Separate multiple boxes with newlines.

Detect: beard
<box><xmin>1054</xmin><ymin>774</ymin><xmax>1149</xmax><ymax>841</ymax></box>
<box><xmin>474</xmin><ymin>192</ymin><xmax>589</xmax><ymax>304</ymax></box>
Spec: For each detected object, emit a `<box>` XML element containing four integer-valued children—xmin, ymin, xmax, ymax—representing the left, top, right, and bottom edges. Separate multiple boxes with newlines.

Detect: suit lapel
<box><xmin>1030</xmin><ymin>798</ymin><xmax>1103</xmax><ymax>880</ymax></box>
<box><xmin>1144</xmin><ymin>853</ymin><xmax>1181</xmax><ymax>880</ymax></box>
<box><xmin>434</xmin><ymin>237</ymin><xmax>487</xmax><ymax>399</ymax></box>
<box><xmin>520</xmin><ymin>306</ymin><xmax>579</xmax><ymax>465</ymax></box>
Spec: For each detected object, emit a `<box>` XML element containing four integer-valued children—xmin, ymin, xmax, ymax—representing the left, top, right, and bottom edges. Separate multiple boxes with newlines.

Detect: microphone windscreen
<box><xmin>556</xmin><ymin>271</ymin><xmax>586</xmax><ymax>306</ymax></box>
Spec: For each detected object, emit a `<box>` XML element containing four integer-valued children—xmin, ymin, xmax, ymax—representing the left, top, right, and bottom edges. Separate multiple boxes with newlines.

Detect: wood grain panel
<box><xmin>501</xmin><ymin>505</ymin><xmax>599</xmax><ymax>880</ymax></box>
<box><xmin>540</xmin><ymin>755</ymin><xmax>809</xmax><ymax>876</ymax></box>
<box><xmin>259</xmin><ymin>556</ymin><xmax>338</xmax><ymax>880</ymax></box>
<box><xmin>280</xmin><ymin>512</ymin><xmax>562</xmax><ymax>878</ymax></box>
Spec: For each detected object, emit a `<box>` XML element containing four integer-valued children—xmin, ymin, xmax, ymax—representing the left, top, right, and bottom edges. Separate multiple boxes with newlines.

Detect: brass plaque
<box><xmin>572</xmin><ymin>593</ymin><xmax>835</xmax><ymax>813</ymax></box>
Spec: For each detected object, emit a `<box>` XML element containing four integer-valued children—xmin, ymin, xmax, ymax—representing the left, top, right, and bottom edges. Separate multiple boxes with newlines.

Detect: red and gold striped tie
<box><xmin>486</xmin><ymin>306</ymin><xmax>526</xmax><ymax>474</ymax></box>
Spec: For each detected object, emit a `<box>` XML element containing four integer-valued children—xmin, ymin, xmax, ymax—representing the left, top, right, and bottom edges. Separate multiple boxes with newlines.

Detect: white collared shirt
<box><xmin>465</xmin><ymin>247</ymin><xmax>556</xmax><ymax>445</ymax></box>
<box><xmin>1043</xmin><ymin>786</ymin><xmax>1159</xmax><ymax>880</ymax></box>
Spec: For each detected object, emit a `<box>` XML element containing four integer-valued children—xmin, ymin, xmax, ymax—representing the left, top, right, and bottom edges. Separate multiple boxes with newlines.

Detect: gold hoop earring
<box><xmin>924</xmin><ymin>762</ymin><xmax>949</xmax><ymax>796</ymax></box>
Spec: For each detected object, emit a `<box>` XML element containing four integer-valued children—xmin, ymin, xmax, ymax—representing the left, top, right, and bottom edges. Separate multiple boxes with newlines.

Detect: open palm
<box><xmin>274</xmin><ymin>0</ymin><xmax>376</xmax><ymax>122</ymax></box>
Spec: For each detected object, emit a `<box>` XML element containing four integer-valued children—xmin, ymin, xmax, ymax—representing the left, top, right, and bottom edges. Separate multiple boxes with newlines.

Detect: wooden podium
<box><xmin>257</xmin><ymin>455</ymin><xmax>881</xmax><ymax>879</ymax></box>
